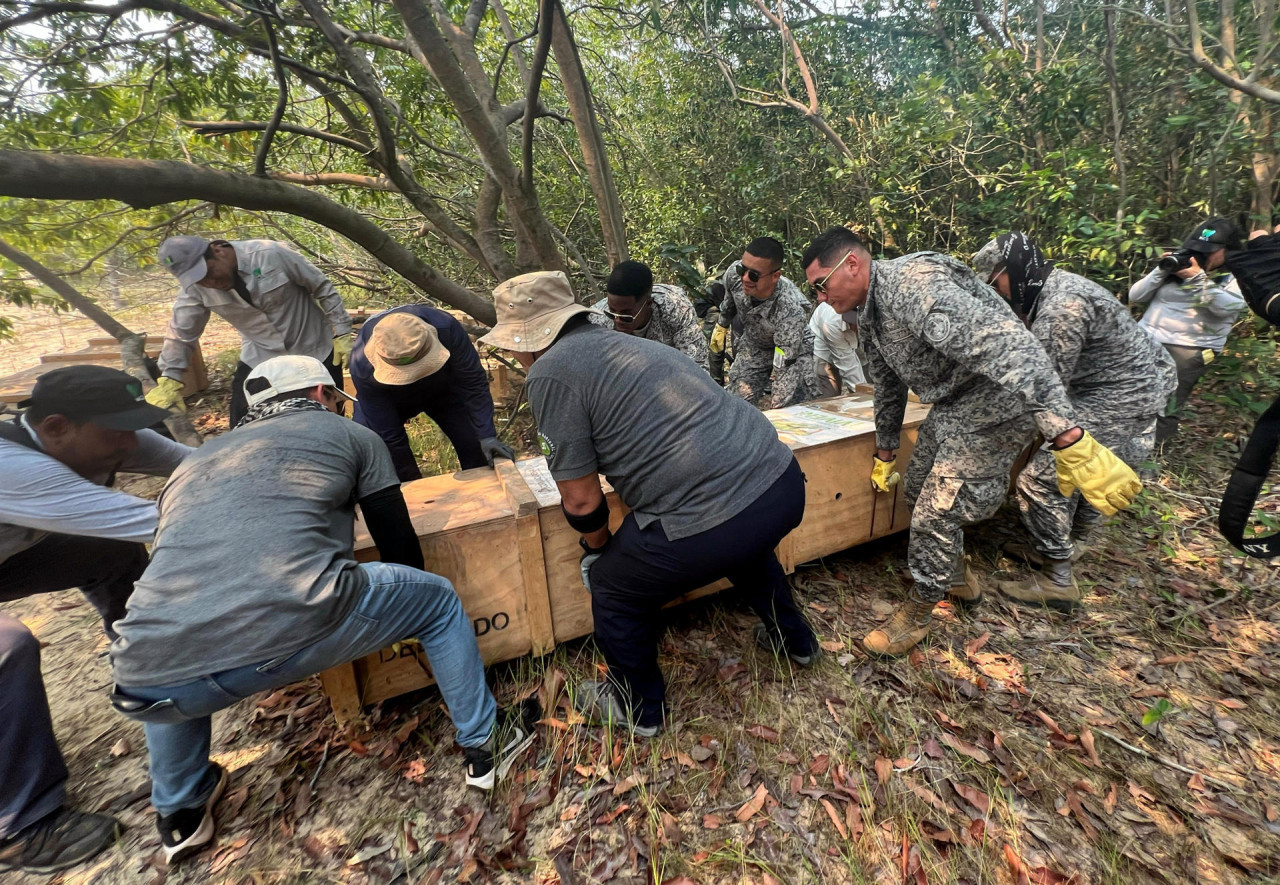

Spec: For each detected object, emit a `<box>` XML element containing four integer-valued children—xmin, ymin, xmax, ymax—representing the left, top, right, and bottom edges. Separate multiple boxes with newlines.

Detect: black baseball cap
<box><xmin>1181</xmin><ymin>217</ymin><xmax>1243</xmax><ymax>254</ymax></box>
<box><xmin>21</xmin><ymin>365</ymin><xmax>173</xmax><ymax>431</ymax></box>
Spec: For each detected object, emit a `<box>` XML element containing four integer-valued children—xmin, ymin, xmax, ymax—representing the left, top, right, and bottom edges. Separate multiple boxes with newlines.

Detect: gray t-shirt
<box><xmin>527</xmin><ymin>322</ymin><xmax>794</xmax><ymax>540</ymax></box>
<box><xmin>111</xmin><ymin>410</ymin><xmax>399</xmax><ymax>687</ymax></box>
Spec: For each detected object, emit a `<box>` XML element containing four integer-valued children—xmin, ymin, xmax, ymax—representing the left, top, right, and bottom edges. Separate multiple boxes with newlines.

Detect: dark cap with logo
<box><xmin>22</xmin><ymin>365</ymin><xmax>173</xmax><ymax>431</ymax></box>
<box><xmin>1181</xmin><ymin>217</ymin><xmax>1243</xmax><ymax>254</ymax></box>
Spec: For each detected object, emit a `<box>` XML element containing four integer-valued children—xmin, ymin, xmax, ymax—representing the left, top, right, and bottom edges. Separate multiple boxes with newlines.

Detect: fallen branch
<box><xmin>1094</xmin><ymin>727</ymin><xmax>1238</xmax><ymax>792</ymax></box>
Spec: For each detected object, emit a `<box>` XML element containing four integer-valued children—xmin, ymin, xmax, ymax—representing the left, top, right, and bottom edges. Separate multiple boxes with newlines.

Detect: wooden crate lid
<box><xmin>353</xmin><ymin>466</ymin><xmax>513</xmax><ymax>550</ymax></box>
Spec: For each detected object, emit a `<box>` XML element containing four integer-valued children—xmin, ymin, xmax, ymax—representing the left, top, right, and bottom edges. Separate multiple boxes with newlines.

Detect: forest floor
<box><xmin>6</xmin><ymin>319</ymin><xmax>1280</xmax><ymax>885</ymax></box>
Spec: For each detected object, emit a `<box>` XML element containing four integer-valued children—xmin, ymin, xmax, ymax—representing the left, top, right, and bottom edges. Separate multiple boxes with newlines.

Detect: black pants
<box><xmin>588</xmin><ymin>458</ymin><xmax>814</xmax><ymax>727</ymax></box>
<box><xmin>0</xmin><ymin>534</ymin><xmax>148</xmax><ymax>638</ymax></box>
<box><xmin>230</xmin><ymin>349</ymin><xmax>343</xmax><ymax>427</ymax></box>
<box><xmin>424</xmin><ymin>399</ymin><xmax>487</xmax><ymax>471</ymax></box>
<box><xmin>1156</xmin><ymin>344</ymin><xmax>1212</xmax><ymax>444</ymax></box>
<box><xmin>0</xmin><ymin>615</ymin><xmax>66</xmax><ymax>839</ymax></box>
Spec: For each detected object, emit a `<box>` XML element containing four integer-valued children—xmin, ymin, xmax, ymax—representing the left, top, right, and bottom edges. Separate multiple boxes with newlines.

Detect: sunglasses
<box><xmin>602</xmin><ymin>297</ymin><xmax>651</xmax><ymax>325</ymax></box>
<box><xmin>809</xmin><ymin>251</ymin><xmax>852</xmax><ymax>299</ymax></box>
<box><xmin>735</xmin><ymin>263</ymin><xmax>778</xmax><ymax>284</ymax></box>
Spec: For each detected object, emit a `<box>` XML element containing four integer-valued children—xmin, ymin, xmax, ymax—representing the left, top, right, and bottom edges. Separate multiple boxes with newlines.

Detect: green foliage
<box><xmin>0</xmin><ymin>0</ymin><xmax>1273</xmax><ymax>330</ymax></box>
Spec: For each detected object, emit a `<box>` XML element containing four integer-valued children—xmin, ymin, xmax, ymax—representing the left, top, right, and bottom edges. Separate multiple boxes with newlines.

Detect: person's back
<box><xmin>527</xmin><ymin>321</ymin><xmax>793</xmax><ymax>540</ymax></box>
<box><xmin>1035</xmin><ymin>269</ymin><xmax>1175</xmax><ymax>420</ymax></box>
<box><xmin>112</xmin><ymin>409</ymin><xmax>389</xmax><ymax>687</ymax></box>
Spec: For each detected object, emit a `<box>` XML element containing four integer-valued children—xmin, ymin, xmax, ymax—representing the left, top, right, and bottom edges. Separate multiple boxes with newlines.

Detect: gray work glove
<box><xmin>579</xmin><ymin>537</ymin><xmax>608</xmax><ymax>594</ymax></box>
<box><xmin>480</xmin><ymin>436</ymin><xmax>515</xmax><ymax>467</ymax></box>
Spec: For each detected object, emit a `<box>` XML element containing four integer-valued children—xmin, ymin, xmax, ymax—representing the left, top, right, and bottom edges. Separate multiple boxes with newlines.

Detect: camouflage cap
<box><xmin>972</xmin><ymin>238</ymin><xmax>1005</xmax><ymax>283</ymax></box>
<box><xmin>479</xmin><ymin>271</ymin><xmax>602</xmax><ymax>352</ymax></box>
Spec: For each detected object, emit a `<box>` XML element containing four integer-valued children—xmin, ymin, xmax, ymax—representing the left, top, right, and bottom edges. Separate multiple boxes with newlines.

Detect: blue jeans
<box><xmin>115</xmin><ymin>562</ymin><xmax>496</xmax><ymax>815</ymax></box>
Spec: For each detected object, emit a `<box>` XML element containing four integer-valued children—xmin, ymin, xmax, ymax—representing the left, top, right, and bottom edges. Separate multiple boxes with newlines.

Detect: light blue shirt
<box><xmin>1129</xmin><ymin>268</ymin><xmax>1245</xmax><ymax>351</ymax></box>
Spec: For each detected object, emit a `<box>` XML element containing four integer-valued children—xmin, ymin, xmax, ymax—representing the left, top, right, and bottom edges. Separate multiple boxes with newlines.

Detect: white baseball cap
<box><xmin>244</xmin><ymin>355</ymin><xmax>357</xmax><ymax>408</ymax></box>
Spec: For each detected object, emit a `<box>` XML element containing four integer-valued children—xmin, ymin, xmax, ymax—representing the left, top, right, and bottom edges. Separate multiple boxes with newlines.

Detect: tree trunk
<box><xmin>0</xmin><ymin>150</ymin><xmax>498</xmax><ymax>326</ymax></box>
<box><xmin>550</xmin><ymin>0</ymin><xmax>628</xmax><ymax>267</ymax></box>
<box><xmin>0</xmin><ymin>237</ymin><xmax>203</xmax><ymax>446</ymax></box>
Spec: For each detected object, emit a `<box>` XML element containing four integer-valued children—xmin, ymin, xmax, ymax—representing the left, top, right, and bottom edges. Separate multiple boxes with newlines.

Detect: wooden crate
<box><xmin>0</xmin><ymin>339</ymin><xmax>208</xmax><ymax>404</ymax></box>
<box><xmin>318</xmin><ymin>393</ymin><xmax>931</xmax><ymax>722</ymax></box>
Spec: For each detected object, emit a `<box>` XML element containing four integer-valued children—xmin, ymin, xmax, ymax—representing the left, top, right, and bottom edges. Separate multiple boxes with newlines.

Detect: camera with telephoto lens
<box><xmin>1157</xmin><ymin>249</ymin><xmax>1196</xmax><ymax>273</ymax></box>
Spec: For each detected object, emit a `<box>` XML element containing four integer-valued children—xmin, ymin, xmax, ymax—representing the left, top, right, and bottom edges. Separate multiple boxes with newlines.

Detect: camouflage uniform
<box><xmin>716</xmin><ymin>267</ymin><xmax>818</xmax><ymax>408</ymax></box>
<box><xmin>860</xmin><ymin>253</ymin><xmax>1078</xmax><ymax>604</ymax></box>
<box><xmin>1013</xmin><ymin>269</ymin><xmax>1178</xmax><ymax>558</ymax></box>
<box><xmin>590</xmin><ymin>284</ymin><xmax>709</xmax><ymax>372</ymax></box>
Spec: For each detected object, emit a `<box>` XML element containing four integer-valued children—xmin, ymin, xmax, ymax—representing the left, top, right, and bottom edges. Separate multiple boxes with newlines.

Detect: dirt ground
<box><xmin>5</xmin><ymin>318</ymin><xmax>1280</xmax><ymax>884</ymax></box>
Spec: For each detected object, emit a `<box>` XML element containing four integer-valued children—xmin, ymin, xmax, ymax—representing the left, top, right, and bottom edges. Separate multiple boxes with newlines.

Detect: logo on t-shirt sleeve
<box><xmin>537</xmin><ymin>432</ymin><xmax>557</xmax><ymax>459</ymax></box>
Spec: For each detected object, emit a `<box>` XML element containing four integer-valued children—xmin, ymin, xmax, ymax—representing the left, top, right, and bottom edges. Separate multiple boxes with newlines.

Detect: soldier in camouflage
<box><xmin>710</xmin><ymin>237</ymin><xmax>819</xmax><ymax>408</ymax></box>
<box><xmin>590</xmin><ymin>261</ymin><xmax>709</xmax><ymax>373</ymax></box>
<box><xmin>973</xmin><ymin>233</ymin><xmax>1176</xmax><ymax>611</ymax></box>
<box><xmin>801</xmin><ymin>227</ymin><xmax>1142</xmax><ymax>656</ymax></box>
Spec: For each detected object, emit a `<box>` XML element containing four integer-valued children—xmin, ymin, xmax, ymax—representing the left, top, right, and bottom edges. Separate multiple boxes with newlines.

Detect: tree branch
<box><xmin>252</xmin><ymin>10</ymin><xmax>289</xmax><ymax>177</ymax></box>
<box><xmin>181</xmin><ymin>120</ymin><xmax>372</xmax><ymax>155</ymax></box>
<box><xmin>0</xmin><ymin>151</ymin><xmax>497</xmax><ymax>324</ymax></box>
<box><xmin>268</xmin><ymin>171</ymin><xmax>395</xmax><ymax>190</ymax></box>
<box><xmin>523</xmin><ymin>0</ymin><xmax>555</xmax><ymax>194</ymax></box>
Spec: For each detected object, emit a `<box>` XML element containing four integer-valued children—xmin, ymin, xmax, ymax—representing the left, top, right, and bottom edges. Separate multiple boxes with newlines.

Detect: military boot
<box><xmin>1002</xmin><ymin>538</ymin><xmax>1087</xmax><ymax>567</ymax></box>
<box><xmin>996</xmin><ymin>556</ymin><xmax>1081</xmax><ymax>613</ymax></box>
<box><xmin>862</xmin><ymin>597</ymin><xmax>935</xmax><ymax>657</ymax></box>
<box><xmin>946</xmin><ymin>556</ymin><xmax>983</xmax><ymax>608</ymax></box>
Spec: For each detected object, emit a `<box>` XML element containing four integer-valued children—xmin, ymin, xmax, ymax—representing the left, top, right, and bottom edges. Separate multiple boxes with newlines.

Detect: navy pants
<box><xmin>0</xmin><ymin>536</ymin><xmax>147</xmax><ymax>837</ymax></box>
<box><xmin>588</xmin><ymin>458</ymin><xmax>814</xmax><ymax>727</ymax></box>
<box><xmin>0</xmin><ymin>615</ymin><xmax>67</xmax><ymax>839</ymax></box>
<box><xmin>0</xmin><ymin>534</ymin><xmax>147</xmax><ymax>638</ymax></box>
<box><xmin>231</xmin><ymin>349</ymin><xmax>343</xmax><ymax>427</ymax></box>
<box><xmin>420</xmin><ymin>399</ymin><xmax>487</xmax><ymax>471</ymax></box>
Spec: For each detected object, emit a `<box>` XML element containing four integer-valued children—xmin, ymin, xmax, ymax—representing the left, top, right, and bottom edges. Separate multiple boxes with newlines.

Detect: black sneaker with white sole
<box><xmin>157</xmin><ymin>761</ymin><xmax>228</xmax><ymax>866</ymax></box>
<box><xmin>464</xmin><ymin>698</ymin><xmax>541</xmax><ymax>791</ymax></box>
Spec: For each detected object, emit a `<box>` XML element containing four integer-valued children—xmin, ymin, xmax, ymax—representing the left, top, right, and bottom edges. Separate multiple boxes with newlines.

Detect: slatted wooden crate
<box><xmin>318</xmin><ymin>393</ymin><xmax>929</xmax><ymax>722</ymax></box>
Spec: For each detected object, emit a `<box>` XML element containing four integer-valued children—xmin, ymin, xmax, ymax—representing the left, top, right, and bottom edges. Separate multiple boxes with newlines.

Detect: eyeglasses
<box><xmin>809</xmin><ymin>251</ymin><xmax>852</xmax><ymax>299</ymax></box>
<box><xmin>735</xmin><ymin>263</ymin><xmax>778</xmax><ymax>284</ymax></box>
<box><xmin>986</xmin><ymin>264</ymin><xmax>1006</xmax><ymax>286</ymax></box>
<box><xmin>602</xmin><ymin>297</ymin><xmax>651</xmax><ymax>325</ymax></box>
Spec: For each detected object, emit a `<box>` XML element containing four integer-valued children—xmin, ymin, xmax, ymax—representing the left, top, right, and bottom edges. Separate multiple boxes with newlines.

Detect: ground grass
<box><xmin>10</xmin><ymin>327</ymin><xmax>1280</xmax><ymax>885</ymax></box>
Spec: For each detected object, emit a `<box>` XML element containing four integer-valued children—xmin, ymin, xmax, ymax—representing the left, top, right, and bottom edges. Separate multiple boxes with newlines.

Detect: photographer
<box><xmin>1129</xmin><ymin>218</ymin><xmax>1245</xmax><ymax>444</ymax></box>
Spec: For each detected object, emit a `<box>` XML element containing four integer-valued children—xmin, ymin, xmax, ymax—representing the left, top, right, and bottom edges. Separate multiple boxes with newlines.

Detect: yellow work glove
<box><xmin>871</xmin><ymin>456</ymin><xmax>900</xmax><ymax>493</ymax></box>
<box><xmin>1052</xmin><ymin>430</ymin><xmax>1142</xmax><ymax>516</ymax></box>
<box><xmin>709</xmin><ymin>324</ymin><xmax>728</xmax><ymax>354</ymax></box>
<box><xmin>332</xmin><ymin>332</ymin><xmax>354</xmax><ymax>371</ymax></box>
<box><xmin>145</xmin><ymin>377</ymin><xmax>187</xmax><ymax>413</ymax></box>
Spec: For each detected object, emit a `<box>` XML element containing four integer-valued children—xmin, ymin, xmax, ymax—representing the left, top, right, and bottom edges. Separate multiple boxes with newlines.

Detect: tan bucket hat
<box><xmin>478</xmin><ymin>271</ymin><xmax>601</xmax><ymax>352</ymax></box>
<box><xmin>368</xmin><ymin>313</ymin><xmax>451</xmax><ymax>385</ymax></box>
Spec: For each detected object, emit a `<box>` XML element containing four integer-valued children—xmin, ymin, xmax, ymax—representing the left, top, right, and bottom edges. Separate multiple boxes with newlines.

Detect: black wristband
<box><xmin>563</xmin><ymin>495</ymin><xmax>609</xmax><ymax>534</ymax></box>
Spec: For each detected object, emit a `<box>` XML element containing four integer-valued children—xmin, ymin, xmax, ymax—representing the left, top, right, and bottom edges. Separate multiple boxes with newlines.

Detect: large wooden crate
<box><xmin>319</xmin><ymin>393</ymin><xmax>930</xmax><ymax>722</ymax></box>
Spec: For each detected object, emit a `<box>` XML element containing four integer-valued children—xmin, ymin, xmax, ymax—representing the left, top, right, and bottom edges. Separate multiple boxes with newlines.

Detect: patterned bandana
<box><xmin>234</xmin><ymin>397</ymin><xmax>328</xmax><ymax>430</ymax></box>
<box><xmin>994</xmin><ymin>232</ymin><xmax>1053</xmax><ymax>317</ymax></box>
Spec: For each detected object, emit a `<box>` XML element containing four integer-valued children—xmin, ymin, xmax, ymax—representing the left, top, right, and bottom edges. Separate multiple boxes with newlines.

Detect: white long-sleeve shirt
<box><xmin>1129</xmin><ymin>268</ymin><xmax>1245</xmax><ymax>351</ymax></box>
<box><xmin>0</xmin><ymin>421</ymin><xmax>191</xmax><ymax>563</ymax></box>
<box><xmin>809</xmin><ymin>302</ymin><xmax>866</xmax><ymax>391</ymax></box>
<box><xmin>157</xmin><ymin>240</ymin><xmax>353</xmax><ymax>378</ymax></box>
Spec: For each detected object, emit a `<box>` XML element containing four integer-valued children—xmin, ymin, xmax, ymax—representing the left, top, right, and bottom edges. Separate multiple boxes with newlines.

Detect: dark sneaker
<box><xmin>157</xmin><ymin>761</ymin><xmax>228</xmax><ymax>865</ymax></box>
<box><xmin>464</xmin><ymin>698</ymin><xmax>541</xmax><ymax>791</ymax></box>
<box><xmin>572</xmin><ymin>680</ymin><xmax>661</xmax><ymax>738</ymax></box>
<box><xmin>754</xmin><ymin>624</ymin><xmax>822</xmax><ymax>667</ymax></box>
<box><xmin>0</xmin><ymin>807</ymin><xmax>121</xmax><ymax>873</ymax></box>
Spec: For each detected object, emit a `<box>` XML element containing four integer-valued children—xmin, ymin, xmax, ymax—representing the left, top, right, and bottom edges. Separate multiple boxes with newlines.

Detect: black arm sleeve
<box><xmin>358</xmin><ymin>485</ymin><xmax>425</xmax><ymax>571</ymax></box>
